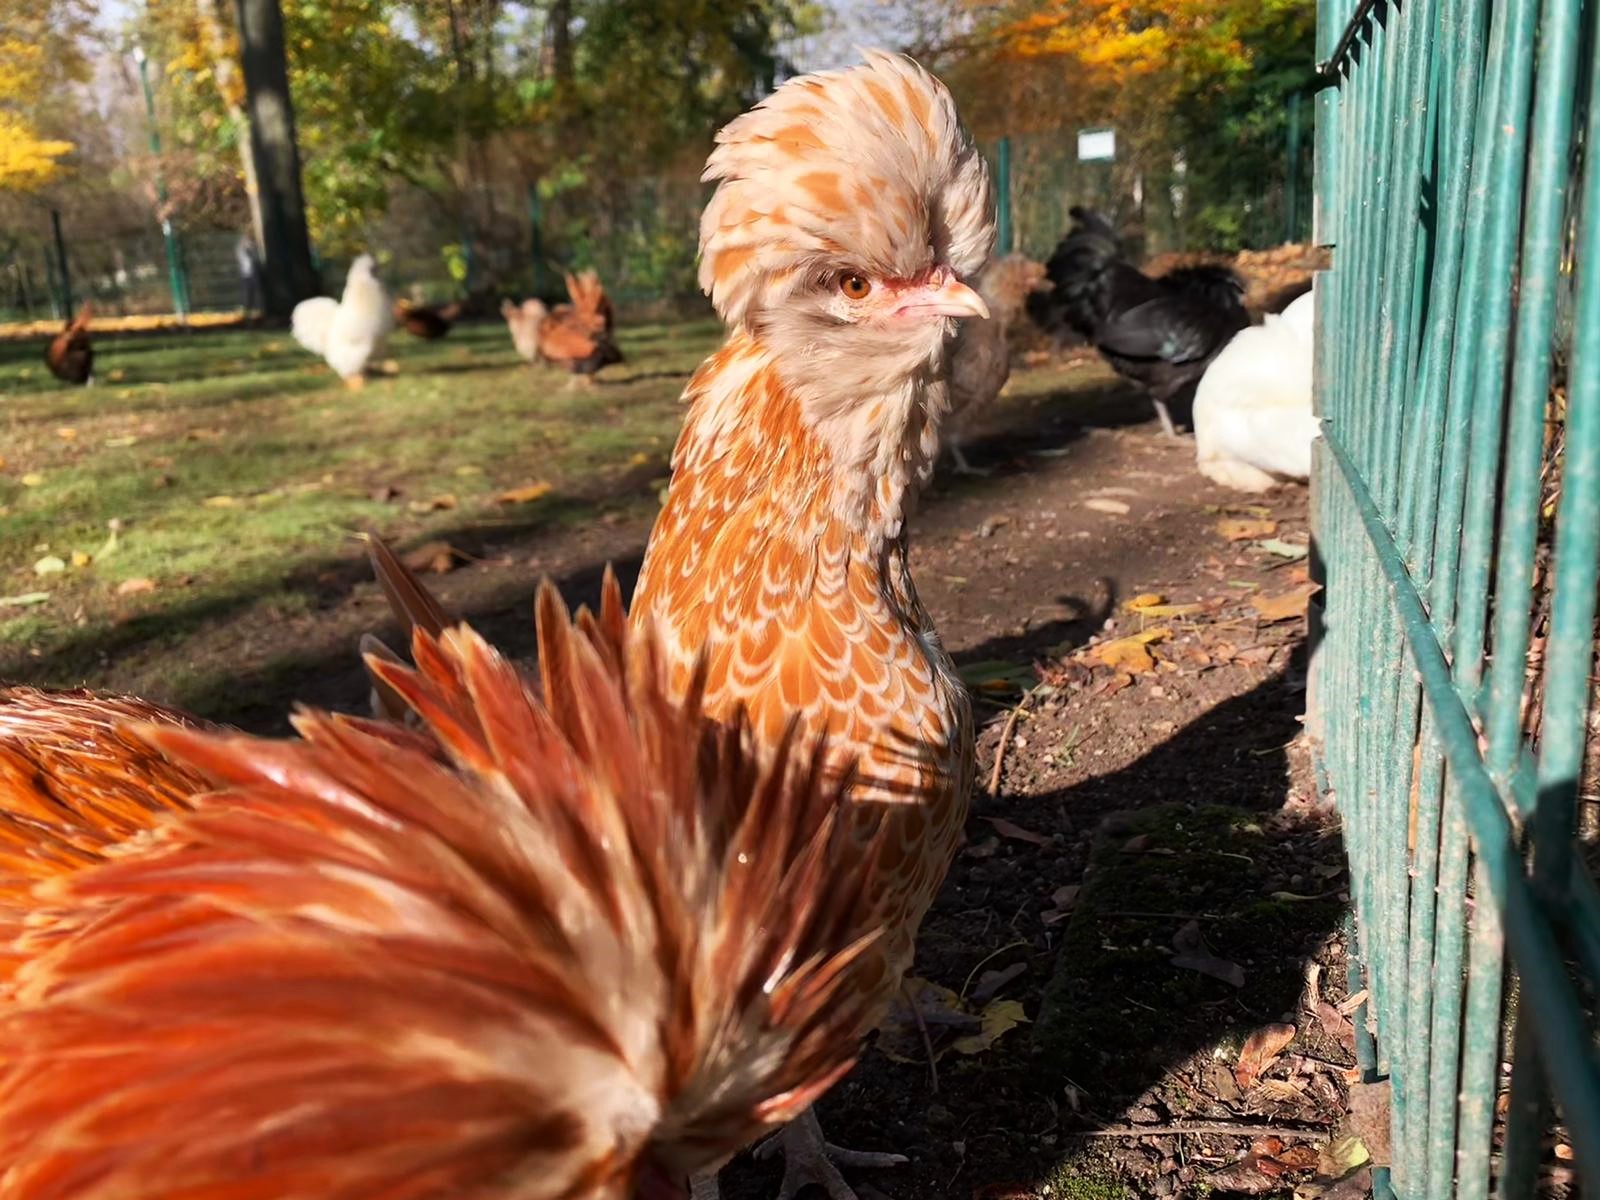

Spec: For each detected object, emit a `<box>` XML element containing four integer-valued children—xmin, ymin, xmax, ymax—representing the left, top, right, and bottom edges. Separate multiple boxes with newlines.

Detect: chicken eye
<box><xmin>839</xmin><ymin>274</ymin><xmax>872</xmax><ymax>300</ymax></box>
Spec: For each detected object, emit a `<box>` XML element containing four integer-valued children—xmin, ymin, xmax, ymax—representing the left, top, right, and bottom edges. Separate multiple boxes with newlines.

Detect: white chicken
<box><xmin>501</xmin><ymin>297</ymin><xmax>548</xmax><ymax>363</ymax></box>
<box><xmin>1192</xmin><ymin>289</ymin><xmax>1319</xmax><ymax>492</ymax></box>
<box><xmin>945</xmin><ymin>254</ymin><xmax>1047</xmax><ymax>475</ymax></box>
<box><xmin>291</xmin><ymin>254</ymin><xmax>394</xmax><ymax>389</ymax></box>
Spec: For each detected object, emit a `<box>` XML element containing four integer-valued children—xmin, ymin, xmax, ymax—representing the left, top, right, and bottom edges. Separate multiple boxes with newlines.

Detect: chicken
<box><xmin>1028</xmin><ymin>206</ymin><xmax>1250</xmax><ymax>436</ymax></box>
<box><xmin>503</xmin><ymin>296</ymin><xmax>548</xmax><ymax>362</ymax></box>
<box><xmin>393</xmin><ymin>298</ymin><xmax>463</xmax><ymax>339</ymax></box>
<box><xmin>945</xmin><ymin>254</ymin><xmax>1049</xmax><ymax>474</ymax></box>
<box><xmin>0</xmin><ymin>568</ymin><xmax>892</xmax><ymax>1200</ymax></box>
<box><xmin>629</xmin><ymin>50</ymin><xmax>992</xmax><ymax>1200</ymax></box>
<box><xmin>290</xmin><ymin>253</ymin><xmax>394</xmax><ymax>388</ymax></box>
<box><xmin>1192</xmin><ymin>289</ymin><xmax>1318</xmax><ymax>492</ymax></box>
<box><xmin>43</xmin><ymin>301</ymin><xmax>93</xmax><ymax>385</ymax></box>
<box><xmin>536</xmin><ymin>269</ymin><xmax>624</xmax><ymax>386</ymax></box>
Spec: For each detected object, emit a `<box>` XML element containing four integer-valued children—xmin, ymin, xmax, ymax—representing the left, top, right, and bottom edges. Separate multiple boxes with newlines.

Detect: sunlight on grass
<box><xmin>0</xmin><ymin>318</ymin><xmax>720</xmax><ymax>685</ymax></box>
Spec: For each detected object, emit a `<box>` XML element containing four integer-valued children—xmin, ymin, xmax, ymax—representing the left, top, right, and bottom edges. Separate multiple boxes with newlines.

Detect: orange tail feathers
<box><xmin>0</xmin><ymin>568</ymin><xmax>885</xmax><ymax>1199</ymax></box>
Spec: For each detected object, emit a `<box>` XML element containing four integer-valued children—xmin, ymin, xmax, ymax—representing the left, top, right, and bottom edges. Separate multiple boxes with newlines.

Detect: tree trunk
<box><xmin>195</xmin><ymin>0</ymin><xmax>263</xmax><ymax>255</ymax></box>
<box><xmin>548</xmin><ymin>0</ymin><xmax>572</xmax><ymax>84</ymax></box>
<box><xmin>233</xmin><ymin>0</ymin><xmax>318</xmax><ymax>317</ymax></box>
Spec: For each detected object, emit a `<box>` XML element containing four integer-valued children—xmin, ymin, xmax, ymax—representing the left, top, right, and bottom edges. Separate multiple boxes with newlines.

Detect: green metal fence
<box><xmin>1312</xmin><ymin>0</ymin><xmax>1600</xmax><ymax>1196</ymax></box>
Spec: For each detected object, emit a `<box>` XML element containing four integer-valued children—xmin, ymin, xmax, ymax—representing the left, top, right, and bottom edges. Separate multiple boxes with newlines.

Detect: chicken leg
<box><xmin>948</xmin><ymin>440</ymin><xmax>991</xmax><ymax>477</ymax></box>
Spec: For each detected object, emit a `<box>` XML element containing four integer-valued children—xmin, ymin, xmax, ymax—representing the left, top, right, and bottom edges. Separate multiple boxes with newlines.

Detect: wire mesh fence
<box><xmin>2</xmin><ymin>103</ymin><xmax>1315</xmax><ymax>328</ymax></box>
<box><xmin>1310</xmin><ymin>0</ymin><xmax>1599</xmax><ymax>1196</ymax></box>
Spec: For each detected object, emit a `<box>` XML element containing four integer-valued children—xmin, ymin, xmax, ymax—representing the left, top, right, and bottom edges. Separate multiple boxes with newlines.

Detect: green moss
<box><xmin>1040</xmin><ymin>1160</ymin><xmax>1134</xmax><ymax>1200</ymax></box>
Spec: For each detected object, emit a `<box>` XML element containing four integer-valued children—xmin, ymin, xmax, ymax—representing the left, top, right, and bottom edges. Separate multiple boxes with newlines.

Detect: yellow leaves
<box><xmin>0</xmin><ymin>38</ymin><xmax>73</xmax><ymax>191</ymax></box>
<box><xmin>1250</xmin><ymin>583</ymin><xmax>1321</xmax><ymax>623</ymax></box>
<box><xmin>0</xmin><ymin>112</ymin><xmax>73</xmax><ymax>192</ymax></box>
<box><xmin>1125</xmin><ymin>593</ymin><xmax>1207</xmax><ymax>619</ymax></box>
<box><xmin>1093</xmin><ymin>626</ymin><xmax>1169</xmax><ymax>673</ymax></box>
<box><xmin>494</xmin><ymin>481</ymin><xmax>554</xmax><ymax>505</ymax></box>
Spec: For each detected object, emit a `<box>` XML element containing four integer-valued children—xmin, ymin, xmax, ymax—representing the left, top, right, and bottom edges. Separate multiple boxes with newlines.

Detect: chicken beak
<box><xmin>896</xmin><ymin>273</ymin><xmax>990</xmax><ymax>321</ymax></box>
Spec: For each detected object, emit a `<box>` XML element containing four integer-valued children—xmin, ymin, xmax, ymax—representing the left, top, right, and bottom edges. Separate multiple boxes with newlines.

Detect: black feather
<box><xmin>1027</xmin><ymin>209</ymin><xmax>1250</xmax><ymax>430</ymax></box>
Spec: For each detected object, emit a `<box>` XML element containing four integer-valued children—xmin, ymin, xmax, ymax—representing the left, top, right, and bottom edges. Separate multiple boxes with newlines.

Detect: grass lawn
<box><xmin>1</xmin><ymin>317</ymin><xmax>722</xmax><ymax>709</ymax></box>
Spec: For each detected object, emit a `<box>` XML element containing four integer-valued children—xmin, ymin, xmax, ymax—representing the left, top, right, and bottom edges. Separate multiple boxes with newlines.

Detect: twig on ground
<box><xmin>988</xmin><ymin>685</ymin><xmax>1038</xmax><ymax>796</ymax></box>
<box><xmin>1065</xmin><ymin>1122</ymin><xmax>1331</xmax><ymax>1141</ymax></box>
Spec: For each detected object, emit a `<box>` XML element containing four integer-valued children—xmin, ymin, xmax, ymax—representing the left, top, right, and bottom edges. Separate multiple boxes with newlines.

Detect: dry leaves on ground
<box><xmin>1235</xmin><ymin>1023</ymin><xmax>1298</xmax><ymax>1089</ymax></box>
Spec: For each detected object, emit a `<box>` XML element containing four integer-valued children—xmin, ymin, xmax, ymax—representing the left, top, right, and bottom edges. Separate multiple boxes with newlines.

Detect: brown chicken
<box><xmin>393</xmin><ymin>298</ymin><xmax>463</xmax><ymax>339</ymax></box>
<box><xmin>630</xmin><ymin>50</ymin><xmax>993</xmax><ymax>1200</ymax></box>
<box><xmin>503</xmin><ymin>269</ymin><xmax>624</xmax><ymax>387</ymax></box>
<box><xmin>0</xmin><ymin>569</ymin><xmax>890</xmax><ymax>1199</ymax></box>
<box><xmin>43</xmin><ymin>301</ymin><xmax>93</xmax><ymax>385</ymax></box>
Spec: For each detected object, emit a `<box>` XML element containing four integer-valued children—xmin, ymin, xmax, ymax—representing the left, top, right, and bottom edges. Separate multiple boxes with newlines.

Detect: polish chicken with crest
<box><xmin>631</xmin><ymin>49</ymin><xmax>993</xmax><ymax>1200</ymax></box>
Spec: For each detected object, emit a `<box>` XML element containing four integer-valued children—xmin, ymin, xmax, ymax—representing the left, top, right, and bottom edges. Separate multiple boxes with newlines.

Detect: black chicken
<box><xmin>1028</xmin><ymin>207</ymin><xmax>1249</xmax><ymax>436</ymax></box>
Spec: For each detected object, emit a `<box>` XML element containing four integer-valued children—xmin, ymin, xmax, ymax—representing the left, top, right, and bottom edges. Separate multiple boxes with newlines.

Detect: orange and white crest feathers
<box><xmin>699</xmin><ymin>50</ymin><xmax>994</xmax><ymax>328</ymax></box>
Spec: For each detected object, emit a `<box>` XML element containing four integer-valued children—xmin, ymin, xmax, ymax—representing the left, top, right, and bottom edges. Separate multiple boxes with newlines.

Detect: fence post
<box><xmin>1286</xmin><ymin>90</ymin><xmax>1304</xmax><ymax>244</ymax></box>
<box><xmin>996</xmin><ymin>136</ymin><xmax>1013</xmax><ymax>256</ymax></box>
<box><xmin>49</xmin><ymin>209</ymin><xmax>72</xmax><ymax>317</ymax></box>
<box><xmin>133</xmin><ymin>45</ymin><xmax>190</xmax><ymax>319</ymax></box>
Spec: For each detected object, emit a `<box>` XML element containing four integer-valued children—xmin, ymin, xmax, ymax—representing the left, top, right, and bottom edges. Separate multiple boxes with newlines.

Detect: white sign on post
<box><xmin>1077</xmin><ymin>127</ymin><xmax>1116</xmax><ymax>162</ymax></box>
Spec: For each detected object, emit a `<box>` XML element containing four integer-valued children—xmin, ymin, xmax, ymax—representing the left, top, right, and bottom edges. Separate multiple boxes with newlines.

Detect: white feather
<box><xmin>1193</xmin><ymin>290</ymin><xmax>1319</xmax><ymax>492</ymax></box>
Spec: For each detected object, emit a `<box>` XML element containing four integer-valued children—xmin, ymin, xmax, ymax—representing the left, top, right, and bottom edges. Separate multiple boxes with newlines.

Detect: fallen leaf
<box><xmin>1093</xmin><ymin>627</ymin><xmax>1170</xmax><ymax>673</ymax></box>
<box><xmin>453</xmin><ymin>464</ymin><xmax>485</xmax><ymax>477</ymax></box>
<box><xmin>203</xmin><ymin>495</ymin><xmax>238</xmax><ymax>508</ymax></box>
<box><xmin>1316</xmin><ymin>1136</ymin><xmax>1370</xmax><ymax>1179</ymax></box>
<box><xmin>1336</xmin><ymin>989</ymin><xmax>1368</xmax><ymax>1016</ymax></box>
<box><xmin>1050</xmin><ymin>884</ymin><xmax>1081</xmax><ymax>908</ymax></box>
<box><xmin>953</xmin><ymin>998</ymin><xmax>1029</xmax><ymax>1055</ymax></box>
<box><xmin>20</xmin><ymin>473</ymin><xmax>44</xmax><ymax>487</ymax></box>
<box><xmin>1255</xmin><ymin>537</ymin><xmax>1310</xmax><ymax>560</ymax></box>
<box><xmin>1256</xmin><ymin>1077</ymin><xmax>1310</xmax><ymax>1104</ymax></box>
<box><xmin>402</xmin><ymin>540</ymin><xmax>464</xmax><ymax>575</ymax></box>
<box><xmin>1206</xmin><ymin>1154</ymin><xmax>1285</xmax><ymax>1194</ymax></box>
<box><xmin>107</xmin><ymin>368</ymin><xmax>126</xmax><ymax>382</ymax></box>
<box><xmin>70</xmin><ymin>550</ymin><xmax>90</xmax><ymax>568</ymax></box>
<box><xmin>104</xmin><ymin>435</ymin><xmax>139</xmax><ymax>448</ymax></box>
<box><xmin>1084</xmin><ymin>497</ymin><xmax>1131</xmax><ymax>515</ymax></box>
<box><xmin>495</xmin><ymin>481</ymin><xmax>554</xmax><ymax>505</ymax></box>
<box><xmin>969</xmin><ymin>963</ymin><xmax>1026</xmax><ymax>1004</ymax></box>
<box><xmin>1275</xmin><ymin>1145</ymin><xmax>1321</xmax><ymax>1170</ymax></box>
<box><xmin>959</xmin><ymin>660</ymin><xmax>1037</xmax><ymax>693</ymax></box>
<box><xmin>1121</xmin><ymin>834</ymin><xmax>1152</xmax><ymax>853</ymax></box>
<box><xmin>1126</xmin><ymin>594</ymin><xmax>1207</xmax><ymax>618</ymax></box>
<box><xmin>0</xmin><ymin>592</ymin><xmax>50</xmax><ymax>608</ymax></box>
<box><xmin>33</xmin><ymin>555</ymin><xmax>65</xmax><ymax>576</ymax></box>
<box><xmin>1251</xmin><ymin>583</ymin><xmax>1321</xmax><ymax>622</ymax></box>
<box><xmin>1171</xmin><ymin>919</ymin><xmax>1245</xmax><ymax>988</ymax></box>
<box><xmin>117</xmin><ymin>578</ymin><xmax>157</xmax><ymax>596</ymax></box>
<box><xmin>1218</xmin><ymin>516</ymin><xmax>1278</xmax><ymax>540</ymax></box>
<box><xmin>407</xmin><ymin>494</ymin><xmax>459</xmax><ymax>514</ymax></box>
<box><xmin>984</xmin><ymin>817</ymin><xmax>1051</xmax><ymax>847</ymax></box>
<box><xmin>1235</xmin><ymin>1022</ymin><xmax>1297</xmax><ymax>1088</ymax></box>
<box><xmin>56</xmin><ymin>426</ymin><xmax>77</xmax><ymax>440</ymax></box>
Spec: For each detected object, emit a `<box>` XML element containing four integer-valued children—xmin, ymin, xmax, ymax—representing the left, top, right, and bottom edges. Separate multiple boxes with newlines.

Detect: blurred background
<box><xmin>0</xmin><ymin>0</ymin><xmax>1316</xmax><ymax>322</ymax></box>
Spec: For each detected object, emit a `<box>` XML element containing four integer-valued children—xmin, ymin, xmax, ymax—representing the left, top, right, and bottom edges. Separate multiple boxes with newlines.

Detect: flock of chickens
<box><xmin>284</xmin><ymin>252</ymin><xmax>625</xmax><ymax>389</ymax></box>
<box><xmin>9</xmin><ymin>50</ymin><xmax>1325</xmax><ymax>1200</ymax></box>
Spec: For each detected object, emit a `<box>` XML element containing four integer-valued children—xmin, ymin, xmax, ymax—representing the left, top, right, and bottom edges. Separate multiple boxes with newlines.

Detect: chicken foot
<box><xmin>948</xmin><ymin>441</ymin><xmax>991</xmax><ymax>476</ymax></box>
<box><xmin>756</xmin><ymin>1108</ymin><xmax>908</xmax><ymax>1200</ymax></box>
<box><xmin>687</xmin><ymin>1108</ymin><xmax>906</xmax><ymax>1200</ymax></box>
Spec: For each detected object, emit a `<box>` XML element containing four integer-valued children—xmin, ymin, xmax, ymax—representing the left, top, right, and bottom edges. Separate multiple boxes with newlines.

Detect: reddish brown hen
<box><xmin>43</xmin><ymin>301</ymin><xmax>93</xmax><ymax>385</ymax></box>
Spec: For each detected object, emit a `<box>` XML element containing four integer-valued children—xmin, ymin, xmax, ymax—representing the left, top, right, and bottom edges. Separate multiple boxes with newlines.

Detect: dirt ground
<box><xmin>13</xmin><ymin>360</ymin><xmax>1365</xmax><ymax>1198</ymax></box>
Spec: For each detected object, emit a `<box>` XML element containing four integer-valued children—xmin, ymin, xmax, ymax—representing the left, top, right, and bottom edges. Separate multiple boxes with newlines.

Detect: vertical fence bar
<box><xmin>49</xmin><ymin>210</ymin><xmax>72</xmax><ymax>317</ymax></box>
<box><xmin>1316</xmin><ymin>0</ymin><xmax>1600</xmax><ymax>1196</ymax></box>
